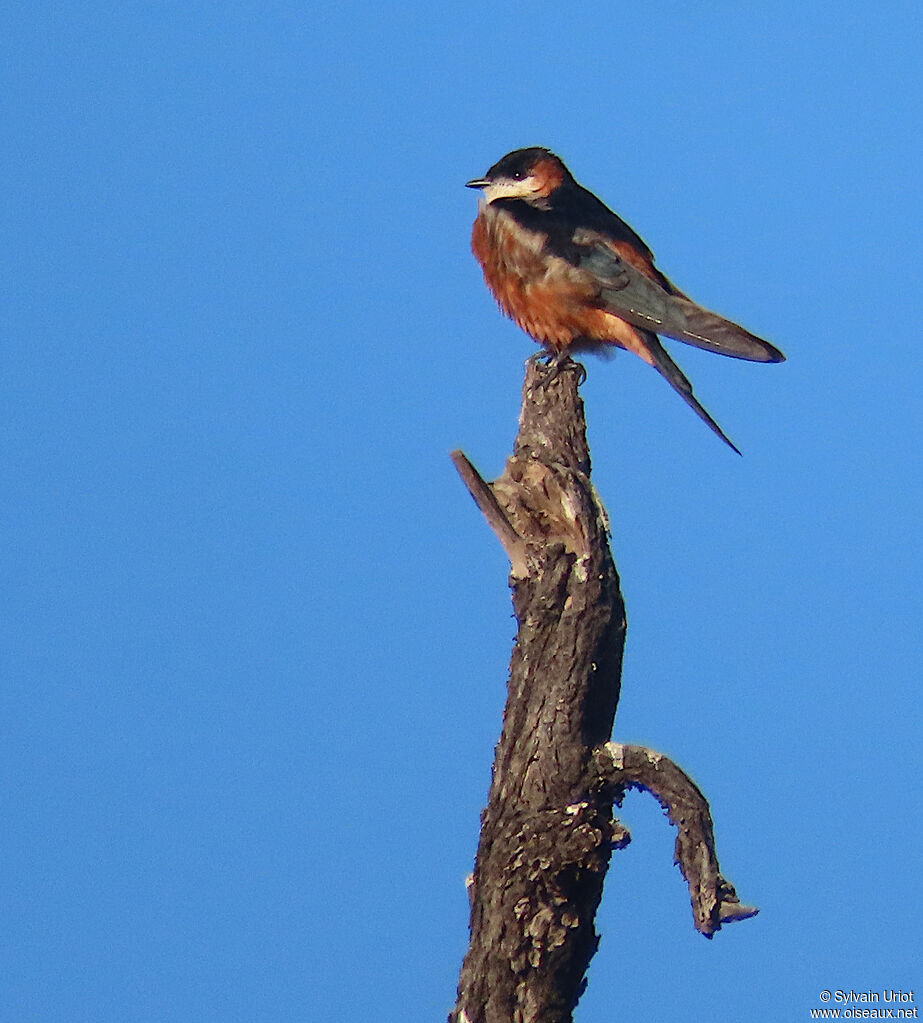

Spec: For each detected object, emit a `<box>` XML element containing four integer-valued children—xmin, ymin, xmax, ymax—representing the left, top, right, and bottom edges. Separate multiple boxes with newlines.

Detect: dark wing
<box><xmin>572</xmin><ymin>233</ymin><xmax>785</xmax><ymax>364</ymax></box>
<box><xmin>551</xmin><ymin>182</ymin><xmax>658</xmax><ymax>264</ymax></box>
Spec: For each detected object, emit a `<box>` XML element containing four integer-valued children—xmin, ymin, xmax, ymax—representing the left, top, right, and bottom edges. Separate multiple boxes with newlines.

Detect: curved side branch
<box><xmin>594</xmin><ymin>742</ymin><xmax>758</xmax><ymax>938</ymax></box>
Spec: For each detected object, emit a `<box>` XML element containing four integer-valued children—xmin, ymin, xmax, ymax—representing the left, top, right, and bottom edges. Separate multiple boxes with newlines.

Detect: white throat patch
<box><xmin>481</xmin><ymin>179</ymin><xmax>536</xmax><ymax>204</ymax></box>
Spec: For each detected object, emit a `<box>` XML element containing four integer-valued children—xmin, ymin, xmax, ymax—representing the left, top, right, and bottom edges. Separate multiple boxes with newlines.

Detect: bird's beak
<box><xmin>465</xmin><ymin>178</ymin><xmax>490</xmax><ymax>189</ymax></box>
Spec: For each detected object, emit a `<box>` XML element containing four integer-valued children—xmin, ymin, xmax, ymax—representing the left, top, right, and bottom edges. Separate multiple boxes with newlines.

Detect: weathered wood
<box><xmin>450</xmin><ymin>358</ymin><xmax>756</xmax><ymax>1023</ymax></box>
<box><xmin>451</xmin><ymin>360</ymin><xmax>625</xmax><ymax>1023</ymax></box>
<box><xmin>594</xmin><ymin>743</ymin><xmax>758</xmax><ymax>938</ymax></box>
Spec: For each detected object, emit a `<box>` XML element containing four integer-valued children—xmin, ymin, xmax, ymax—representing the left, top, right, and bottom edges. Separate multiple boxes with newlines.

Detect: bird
<box><xmin>465</xmin><ymin>147</ymin><xmax>785</xmax><ymax>453</ymax></box>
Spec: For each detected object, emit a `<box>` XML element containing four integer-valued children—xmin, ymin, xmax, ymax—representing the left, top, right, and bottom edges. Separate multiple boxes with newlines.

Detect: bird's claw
<box><xmin>530</xmin><ymin>350</ymin><xmax>586</xmax><ymax>387</ymax></box>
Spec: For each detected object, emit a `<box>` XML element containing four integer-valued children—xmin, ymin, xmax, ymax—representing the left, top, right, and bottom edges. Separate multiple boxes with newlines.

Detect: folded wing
<box><xmin>574</xmin><ymin>238</ymin><xmax>785</xmax><ymax>364</ymax></box>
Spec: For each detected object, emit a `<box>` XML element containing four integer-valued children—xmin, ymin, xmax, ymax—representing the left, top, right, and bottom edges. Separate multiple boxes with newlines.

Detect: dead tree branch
<box><xmin>450</xmin><ymin>359</ymin><xmax>756</xmax><ymax>1023</ymax></box>
<box><xmin>593</xmin><ymin>742</ymin><xmax>758</xmax><ymax>938</ymax></box>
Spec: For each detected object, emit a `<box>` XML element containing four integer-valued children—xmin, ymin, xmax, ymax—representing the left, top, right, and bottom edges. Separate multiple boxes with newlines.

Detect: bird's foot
<box><xmin>530</xmin><ymin>350</ymin><xmax>586</xmax><ymax>387</ymax></box>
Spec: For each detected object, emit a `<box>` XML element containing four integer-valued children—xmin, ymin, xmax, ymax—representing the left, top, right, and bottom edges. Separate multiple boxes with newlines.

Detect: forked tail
<box><xmin>641</xmin><ymin>331</ymin><xmax>742</xmax><ymax>455</ymax></box>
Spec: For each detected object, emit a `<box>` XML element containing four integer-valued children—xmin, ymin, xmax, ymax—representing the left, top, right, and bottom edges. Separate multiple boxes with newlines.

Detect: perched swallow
<box><xmin>466</xmin><ymin>147</ymin><xmax>784</xmax><ymax>453</ymax></box>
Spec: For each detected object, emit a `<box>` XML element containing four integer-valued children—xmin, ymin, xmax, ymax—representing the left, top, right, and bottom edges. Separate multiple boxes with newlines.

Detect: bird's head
<box><xmin>466</xmin><ymin>148</ymin><xmax>572</xmax><ymax>206</ymax></box>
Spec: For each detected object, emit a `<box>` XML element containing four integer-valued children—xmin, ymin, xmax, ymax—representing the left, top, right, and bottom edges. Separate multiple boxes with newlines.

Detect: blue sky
<box><xmin>2</xmin><ymin>2</ymin><xmax>921</xmax><ymax>1020</ymax></box>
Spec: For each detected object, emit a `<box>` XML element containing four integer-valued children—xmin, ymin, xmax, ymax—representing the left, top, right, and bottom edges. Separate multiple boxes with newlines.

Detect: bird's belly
<box><xmin>471</xmin><ymin>208</ymin><xmax>599</xmax><ymax>350</ymax></box>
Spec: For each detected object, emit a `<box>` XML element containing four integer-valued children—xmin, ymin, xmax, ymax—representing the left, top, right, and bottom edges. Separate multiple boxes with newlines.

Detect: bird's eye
<box><xmin>512</xmin><ymin>171</ymin><xmax>524</xmax><ymax>180</ymax></box>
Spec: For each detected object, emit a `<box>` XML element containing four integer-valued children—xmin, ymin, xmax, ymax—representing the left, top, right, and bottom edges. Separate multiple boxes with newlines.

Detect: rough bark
<box><xmin>594</xmin><ymin>743</ymin><xmax>758</xmax><ymax>937</ymax></box>
<box><xmin>450</xmin><ymin>359</ymin><xmax>755</xmax><ymax>1023</ymax></box>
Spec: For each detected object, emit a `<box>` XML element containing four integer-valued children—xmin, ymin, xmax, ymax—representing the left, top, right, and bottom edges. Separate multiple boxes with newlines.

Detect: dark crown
<box><xmin>486</xmin><ymin>147</ymin><xmax>567</xmax><ymax>182</ymax></box>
